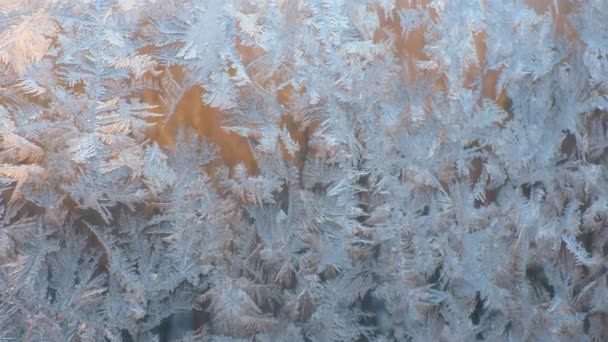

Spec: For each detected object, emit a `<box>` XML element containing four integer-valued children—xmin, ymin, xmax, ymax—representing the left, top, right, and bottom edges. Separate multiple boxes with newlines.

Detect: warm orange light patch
<box><xmin>144</xmin><ymin>75</ymin><xmax>257</xmax><ymax>173</ymax></box>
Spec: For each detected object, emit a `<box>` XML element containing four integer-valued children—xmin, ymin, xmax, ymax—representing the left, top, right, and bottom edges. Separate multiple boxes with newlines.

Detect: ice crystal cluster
<box><xmin>1</xmin><ymin>0</ymin><xmax>608</xmax><ymax>341</ymax></box>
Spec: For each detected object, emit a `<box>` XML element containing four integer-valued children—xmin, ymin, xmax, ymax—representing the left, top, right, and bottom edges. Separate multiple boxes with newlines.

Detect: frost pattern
<box><xmin>1</xmin><ymin>0</ymin><xmax>608</xmax><ymax>341</ymax></box>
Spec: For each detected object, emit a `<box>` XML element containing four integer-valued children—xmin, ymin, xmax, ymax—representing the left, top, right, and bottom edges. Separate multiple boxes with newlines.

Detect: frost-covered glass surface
<box><xmin>1</xmin><ymin>0</ymin><xmax>608</xmax><ymax>341</ymax></box>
